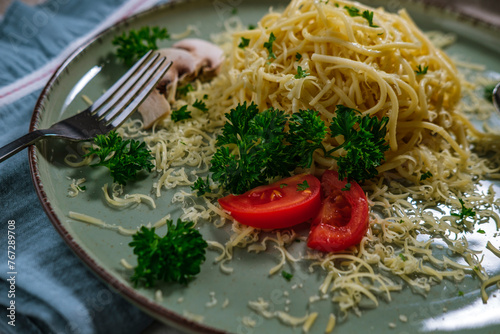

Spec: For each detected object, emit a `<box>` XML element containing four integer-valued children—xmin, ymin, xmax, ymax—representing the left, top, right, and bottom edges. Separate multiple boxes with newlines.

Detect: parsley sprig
<box><xmin>85</xmin><ymin>131</ymin><xmax>154</xmax><ymax>185</ymax></box>
<box><xmin>209</xmin><ymin>102</ymin><xmax>327</xmax><ymax>194</ymax></box>
<box><xmin>112</xmin><ymin>26</ymin><xmax>170</xmax><ymax>67</ymax></box>
<box><xmin>264</xmin><ymin>32</ymin><xmax>277</xmax><ymax>59</ymax></box>
<box><xmin>129</xmin><ymin>219</ymin><xmax>208</xmax><ymax>287</ymax></box>
<box><xmin>328</xmin><ymin>105</ymin><xmax>389</xmax><ymax>182</ymax></box>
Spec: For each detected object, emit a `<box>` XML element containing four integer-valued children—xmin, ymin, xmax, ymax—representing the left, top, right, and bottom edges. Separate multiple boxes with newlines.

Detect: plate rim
<box><xmin>27</xmin><ymin>0</ymin><xmax>500</xmax><ymax>333</ymax></box>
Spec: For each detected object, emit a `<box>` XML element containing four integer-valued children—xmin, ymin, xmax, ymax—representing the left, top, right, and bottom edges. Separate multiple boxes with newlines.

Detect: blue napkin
<box><xmin>0</xmin><ymin>1</ymin><xmax>166</xmax><ymax>333</ymax></box>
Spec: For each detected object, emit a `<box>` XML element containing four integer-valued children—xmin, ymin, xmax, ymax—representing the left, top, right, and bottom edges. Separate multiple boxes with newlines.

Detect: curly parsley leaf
<box><xmin>415</xmin><ymin>64</ymin><xmax>428</xmax><ymax>75</ymax></box>
<box><xmin>129</xmin><ymin>219</ymin><xmax>208</xmax><ymax>287</ymax></box>
<box><xmin>362</xmin><ymin>10</ymin><xmax>378</xmax><ymax>27</ymax></box>
<box><xmin>484</xmin><ymin>83</ymin><xmax>497</xmax><ymax>102</ymax></box>
<box><xmin>210</xmin><ymin>103</ymin><xmax>327</xmax><ymax>194</ymax></box>
<box><xmin>112</xmin><ymin>26</ymin><xmax>170</xmax><ymax>67</ymax></box>
<box><xmin>420</xmin><ymin>171</ymin><xmax>433</xmax><ymax>181</ymax></box>
<box><xmin>85</xmin><ymin>131</ymin><xmax>154</xmax><ymax>185</ymax></box>
<box><xmin>171</xmin><ymin>105</ymin><xmax>192</xmax><ymax>122</ymax></box>
<box><xmin>191</xmin><ymin>176</ymin><xmax>211</xmax><ymax>196</ymax></box>
<box><xmin>329</xmin><ymin>105</ymin><xmax>389</xmax><ymax>183</ymax></box>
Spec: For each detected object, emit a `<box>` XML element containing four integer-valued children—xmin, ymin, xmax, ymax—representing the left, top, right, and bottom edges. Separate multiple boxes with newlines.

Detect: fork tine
<box><xmin>88</xmin><ymin>50</ymin><xmax>154</xmax><ymax>115</ymax></box>
<box><xmin>108</xmin><ymin>60</ymin><xmax>173</xmax><ymax>129</ymax></box>
<box><xmin>100</xmin><ymin>56</ymin><xmax>170</xmax><ymax>126</ymax></box>
<box><xmin>95</xmin><ymin>52</ymin><xmax>162</xmax><ymax>118</ymax></box>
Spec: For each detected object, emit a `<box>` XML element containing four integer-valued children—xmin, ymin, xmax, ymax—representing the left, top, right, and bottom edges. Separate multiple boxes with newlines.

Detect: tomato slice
<box><xmin>307</xmin><ymin>170</ymin><xmax>369</xmax><ymax>252</ymax></box>
<box><xmin>218</xmin><ymin>174</ymin><xmax>321</xmax><ymax>229</ymax></box>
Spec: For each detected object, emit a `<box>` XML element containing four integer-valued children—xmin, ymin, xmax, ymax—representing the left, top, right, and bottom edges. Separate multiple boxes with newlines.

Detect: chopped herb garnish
<box><xmin>362</xmin><ymin>10</ymin><xmax>378</xmax><ymax>27</ymax></box>
<box><xmin>328</xmin><ymin>105</ymin><xmax>389</xmax><ymax>183</ymax></box>
<box><xmin>193</xmin><ymin>99</ymin><xmax>208</xmax><ymax>112</ymax></box>
<box><xmin>297</xmin><ymin>180</ymin><xmax>310</xmax><ymax>191</ymax></box>
<box><xmin>264</xmin><ymin>32</ymin><xmax>277</xmax><ymax>59</ymax></box>
<box><xmin>281</xmin><ymin>270</ymin><xmax>293</xmax><ymax>281</ymax></box>
<box><xmin>294</xmin><ymin>66</ymin><xmax>309</xmax><ymax>79</ymax></box>
<box><xmin>458</xmin><ymin>290</ymin><xmax>464</xmax><ymax>296</ymax></box>
<box><xmin>280</xmin><ymin>183</ymin><xmax>288</xmax><ymax>188</ymax></box>
<box><xmin>344</xmin><ymin>6</ymin><xmax>378</xmax><ymax>27</ymax></box>
<box><xmin>484</xmin><ymin>83</ymin><xmax>497</xmax><ymax>102</ymax></box>
<box><xmin>191</xmin><ymin>176</ymin><xmax>211</xmax><ymax>196</ymax></box>
<box><xmin>112</xmin><ymin>26</ymin><xmax>170</xmax><ymax>67</ymax></box>
<box><xmin>416</xmin><ymin>64</ymin><xmax>428</xmax><ymax>75</ymax></box>
<box><xmin>129</xmin><ymin>219</ymin><xmax>207</xmax><ymax>287</ymax></box>
<box><xmin>295</xmin><ymin>52</ymin><xmax>302</xmax><ymax>61</ymax></box>
<box><xmin>210</xmin><ymin>102</ymin><xmax>327</xmax><ymax>194</ymax></box>
<box><xmin>171</xmin><ymin>105</ymin><xmax>192</xmax><ymax>122</ymax></box>
<box><xmin>451</xmin><ymin>198</ymin><xmax>476</xmax><ymax>232</ymax></box>
<box><xmin>238</xmin><ymin>37</ymin><xmax>250</xmax><ymax>49</ymax></box>
<box><xmin>399</xmin><ymin>253</ymin><xmax>408</xmax><ymax>261</ymax></box>
<box><xmin>248</xmin><ymin>24</ymin><xmax>256</xmax><ymax>30</ymax></box>
<box><xmin>85</xmin><ymin>131</ymin><xmax>154</xmax><ymax>185</ymax></box>
<box><xmin>342</xmin><ymin>183</ymin><xmax>351</xmax><ymax>191</ymax></box>
<box><xmin>420</xmin><ymin>171</ymin><xmax>433</xmax><ymax>181</ymax></box>
<box><xmin>477</xmin><ymin>229</ymin><xmax>486</xmax><ymax>234</ymax></box>
<box><xmin>344</xmin><ymin>5</ymin><xmax>360</xmax><ymax>16</ymax></box>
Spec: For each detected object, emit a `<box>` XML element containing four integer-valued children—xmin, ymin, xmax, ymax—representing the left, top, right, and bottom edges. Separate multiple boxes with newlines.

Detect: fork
<box><xmin>0</xmin><ymin>50</ymin><xmax>172</xmax><ymax>163</ymax></box>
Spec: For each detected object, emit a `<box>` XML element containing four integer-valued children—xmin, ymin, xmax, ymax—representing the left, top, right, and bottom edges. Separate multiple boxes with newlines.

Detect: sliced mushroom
<box><xmin>138</xmin><ymin>39</ymin><xmax>224</xmax><ymax>127</ymax></box>
<box><xmin>138</xmin><ymin>88</ymin><xmax>171</xmax><ymax>129</ymax></box>
<box><xmin>173</xmin><ymin>38</ymin><xmax>225</xmax><ymax>77</ymax></box>
<box><xmin>155</xmin><ymin>47</ymin><xmax>203</xmax><ymax>99</ymax></box>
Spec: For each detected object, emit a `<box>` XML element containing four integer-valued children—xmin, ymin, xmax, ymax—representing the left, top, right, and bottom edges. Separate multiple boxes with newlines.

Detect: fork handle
<box><xmin>0</xmin><ymin>130</ymin><xmax>45</xmax><ymax>163</ymax></box>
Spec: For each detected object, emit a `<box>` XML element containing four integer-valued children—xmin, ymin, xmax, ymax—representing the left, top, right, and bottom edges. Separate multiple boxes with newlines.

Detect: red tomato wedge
<box><xmin>218</xmin><ymin>174</ymin><xmax>321</xmax><ymax>229</ymax></box>
<box><xmin>307</xmin><ymin>170</ymin><xmax>369</xmax><ymax>252</ymax></box>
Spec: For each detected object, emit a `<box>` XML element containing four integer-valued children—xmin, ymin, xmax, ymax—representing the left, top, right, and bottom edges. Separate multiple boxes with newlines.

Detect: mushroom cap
<box><xmin>172</xmin><ymin>38</ymin><xmax>224</xmax><ymax>73</ymax></box>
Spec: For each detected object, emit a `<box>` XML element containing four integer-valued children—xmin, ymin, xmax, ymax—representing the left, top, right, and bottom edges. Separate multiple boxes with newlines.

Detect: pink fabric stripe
<box><xmin>0</xmin><ymin>0</ymin><xmax>157</xmax><ymax>106</ymax></box>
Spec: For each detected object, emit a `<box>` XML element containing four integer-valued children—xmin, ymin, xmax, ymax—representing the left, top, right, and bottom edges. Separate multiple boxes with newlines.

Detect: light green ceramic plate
<box><xmin>29</xmin><ymin>0</ymin><xmax>500</xmax><ymax>333</ymax></box>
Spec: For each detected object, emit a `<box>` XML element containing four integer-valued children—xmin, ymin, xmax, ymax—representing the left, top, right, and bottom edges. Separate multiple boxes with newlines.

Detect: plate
<box><xmin>29</xmin><ymin>0</ymin><xmax>500</xmax><ymax>333</ymax></box>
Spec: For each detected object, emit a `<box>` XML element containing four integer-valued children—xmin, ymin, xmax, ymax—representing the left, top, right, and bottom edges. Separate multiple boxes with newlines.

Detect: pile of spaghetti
<box><xmin>132</xmin><ymin>0</ymin><xmax>500</xmax><ymax>326</ymax></box>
